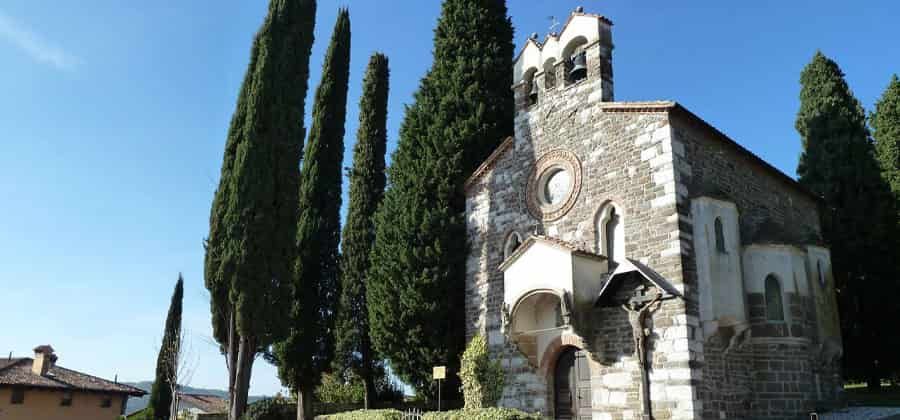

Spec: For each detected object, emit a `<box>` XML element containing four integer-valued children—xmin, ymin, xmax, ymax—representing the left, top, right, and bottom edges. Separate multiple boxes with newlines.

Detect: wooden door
<box><xmin>554</xmin><ymin>348</ymin><xmax>592</xmax><ymax>420</ymax></box>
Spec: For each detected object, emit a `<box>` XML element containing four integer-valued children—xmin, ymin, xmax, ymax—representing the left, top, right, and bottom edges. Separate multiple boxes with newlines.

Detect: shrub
<box><xmin>422</xmin><ymin>408</ymin><xmax>544</xmax><ymax>420</ymax></box>
<box><xmin>459</xmin><ymin>334</ymin><xmax>505</xmax><ymax>408</ymax></box>
<box><xmin>317</xmin><ymin>409</ymin><xmax>404</xmax><ymax>420</ymax></box>
<box><xmin>241</xmin><ymin>397</ymin><xmax>293</xmax><ymax>420</ymax></box>
<box><xmin>316</xmin><ymin>372</ymin><xmax>365</xmax><ymax>404</ymax></box>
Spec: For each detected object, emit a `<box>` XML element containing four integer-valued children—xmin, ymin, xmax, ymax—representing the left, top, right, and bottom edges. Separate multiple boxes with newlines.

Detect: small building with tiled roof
<box><xmin>0</xmin><ymin>345</ymin><xmax>145</xmax><ymax>420</ymax></box>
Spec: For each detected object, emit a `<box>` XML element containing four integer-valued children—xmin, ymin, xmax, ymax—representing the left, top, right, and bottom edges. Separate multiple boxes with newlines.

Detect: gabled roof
<box><xmin>178</xmin><ymin>393</ymin><xmax>228</xmax><ymax>414</ymax></box>
<box><xmin>464</xmin><ymin>101</ymin><xmax>822</xmax><ymax>205</ymax></box>
<box><xmin>464</xmin><ymin>136</ymin><xmax>514</xmax><ymax>190</ymax></box>
<box><xmin>0</xmin><ymin>358</ymin><xmax>145</xmax><ymax>396</ymax></box>
<box><xmin>498</xmin><ymin>234</ymin><xmax>604</xmax><ymax>272</ymax></box>
<box><xmin>595</xmin><ymin>258</ymin><xmax>683</xmax><ymax>306</ymax></box>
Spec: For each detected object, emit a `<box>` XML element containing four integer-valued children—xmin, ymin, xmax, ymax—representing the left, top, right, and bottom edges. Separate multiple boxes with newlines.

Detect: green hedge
<box><xmin>316</xmin><ymin>409</ymin><xmax>404</xmax><ymax>420</ymax></box>
<box><xmin>422</xmin><ymin>408</ymin><xmax>544</xmax><ymax>420</ymax></box>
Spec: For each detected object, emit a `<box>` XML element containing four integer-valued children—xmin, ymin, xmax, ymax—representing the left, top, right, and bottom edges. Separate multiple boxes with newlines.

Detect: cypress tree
<box><xmin>796</xmin><ymin>52</ymin><xmax>896</xmax><ymax>389</ymax></box>
<box><xmin>367</xmin><ymin>0</ymin><xmax>514</xmax><ymax>399</ymax></box>
<box><xmin>203</xmin><ymin>0</ymin><xmax>316</xmax><ymax>418</ymax></box>
<box><xmin>872</xmin><ymin>75</ymin><xmax>900</xmax><ymax>217</ymax></box>
<box><xmin>147</xmin><ymin>275</ymin><xmax>183</xmax><ymax>420</ymax></box>
<box><xmin>871</xmin><ymin>74</ymin><xmax>900</xmax><ymax>379</ymax></box>
<box><xmin>334</xmin><ymin>53</ymin><xmax>389</xmax><ymax>409</ymax></box>
<box><xmin>273</xmin><ymin>9</ymin><xmax>350</xmax><ymax>420</ymax></box>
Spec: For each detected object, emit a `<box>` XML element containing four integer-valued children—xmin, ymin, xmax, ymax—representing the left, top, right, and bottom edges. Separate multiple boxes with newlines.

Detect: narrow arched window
<box><xmin>817</xmin><ymin>260</ymin><xmax>825</xmax><ymax>287</ymax></box>
<box><xmin>714</xmin><ymin>217</ymin><xmax>726</xmax><ymax>253</ymax></box>
<box><xmin>605</xmin><ymin>208</ymin><xmax>619</xmax><ymax>263</ymax></box>
<box><xmin>504</xmin><ymin>232</ymin><xmax>522</xmax><ymax>260</ymax></box>
<box><xmin>764</xmin><ymin>274</ymin><xmax>785</xmax><ymax>322</ymax></box>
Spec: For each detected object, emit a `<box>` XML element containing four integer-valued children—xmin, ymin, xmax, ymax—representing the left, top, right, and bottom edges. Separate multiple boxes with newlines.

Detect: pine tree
<box><xmin>203</xmin><ymin>0</ymin><xmax>316</xmax><ymax>418</ymax></box>
<box><xmin>334</xmin><ymin>53</ymin><xmax>389</xmax><ymax>409</ymax></box>
<box><xmin>367</xmin><ymin>0</ymin><xmax>514</xmax><ymax>399</ymax></box>
<box><xmin>147</xmin><ymin>275</ymin><xmax>183</xmax><ymax>420</ymax></box>
<box><xmin>272</xmin><ymin>9</ymin><xmax>350</xmax><ymax>420</ymax></box>
<box><xmin>796</xmin><ymin>52</ymin><xmax>897</xmax><ymax>389</ymax></box>
<box><xmin>872</xmin><ymin>75</ymin><xmax>900</xmax><ymax>217</ymax></box>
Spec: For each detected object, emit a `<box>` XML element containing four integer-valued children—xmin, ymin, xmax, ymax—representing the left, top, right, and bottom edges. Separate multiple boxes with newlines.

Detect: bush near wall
<box><xmin>422</xmin><ymin>408</ymin><xmax>544</xmax><ymax>419</ymax></box>
<box><xmin>315</xmin><ymin>408</ymin><xmax>404</xmax><ymax>420</ymax></box>
<box><xmin>459</xmin><ymin>334</ymin><xmax>505</xmax><ymax>409</ymax></box>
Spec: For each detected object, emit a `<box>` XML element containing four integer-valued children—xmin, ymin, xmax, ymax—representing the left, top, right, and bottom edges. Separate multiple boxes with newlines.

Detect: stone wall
<box><xmin>670</xmin><ymin>110</ymin><xmax>842</xmax><ymax>418</ymax></box>
<box><xmin>465</xmin><ymin>44</ymin><xmax>700</xmax><ymax>416</ymax></box>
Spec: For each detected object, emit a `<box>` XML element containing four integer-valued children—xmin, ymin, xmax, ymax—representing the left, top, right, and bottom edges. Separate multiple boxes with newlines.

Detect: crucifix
<box><xmin>622</xmin><ymin>289</ymin><xmax>663</xmax><ymax>420</ymax></box>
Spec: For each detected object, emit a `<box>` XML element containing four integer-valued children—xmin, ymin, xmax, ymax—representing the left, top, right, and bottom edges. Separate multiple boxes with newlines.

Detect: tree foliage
<box><xmin>204</xmin><ymin>0</ymin><xmax>317</xmax><ymax>417</ymax></box>
<box><xmin>795</xmin><ymin>52</ymin><xmax>898</xmax><ymax>385</ymax></box>
<box><xmin>334</xmin><ymin>52</ymin><xmax>389</xmax><ymax>409</ymax></box>
<box><xmin>272</xmin><ymin>8</ymin><xmax>350</xmax><ymax>418</ymax></box>
<box><xmin>459</xmin><ymin>335</ymin><xmax>504</xmax><ymax>409</ymax></box>
<box><xmin>367</xmin><ymin>0</ymin><xmax>514</xmax><ymax>398</ymax></box>
<box><xmin>872</xmin><ymin>75</ymin><xmax>900</xmax><ymax>218</ymax></box>
<box><xmin>147</xmin><ymin>275</ymin><xmax>184</xmax><ymax>420</ymax></box>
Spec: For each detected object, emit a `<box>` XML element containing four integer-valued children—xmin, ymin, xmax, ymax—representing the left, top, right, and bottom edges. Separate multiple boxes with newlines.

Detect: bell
<box><xmin>569</xmin><ymin>51</ymin><xmax>587</xmax><ymax>82</ymax></box>
<box><xmin>528</xmin><ymin>80</ymin><xmax>539</xmax><ymax>104</ymax></box>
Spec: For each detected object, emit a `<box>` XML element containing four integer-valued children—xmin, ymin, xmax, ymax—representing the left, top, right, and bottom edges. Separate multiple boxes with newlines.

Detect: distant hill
<box><xmin>124</xmin><ymin>381</ymin><xmax>267</xmax><ymax>415</ymax></box>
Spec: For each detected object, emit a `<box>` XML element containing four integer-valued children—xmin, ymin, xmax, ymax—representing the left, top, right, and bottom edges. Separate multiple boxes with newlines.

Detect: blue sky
<box><xmin>1</xmin><ymin>1</ymin><xmax>897</xmax><ymax>397</ymax></box>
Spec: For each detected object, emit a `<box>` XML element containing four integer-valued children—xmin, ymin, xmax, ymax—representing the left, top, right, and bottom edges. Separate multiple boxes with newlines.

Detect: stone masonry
<box><xmin>464</xmin><ymin>9</ymin><xmax>842</xmax><ymax>420</ymax></box>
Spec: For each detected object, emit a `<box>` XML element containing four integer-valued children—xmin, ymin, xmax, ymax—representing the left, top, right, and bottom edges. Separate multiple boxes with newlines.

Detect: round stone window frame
<box><xmin>526</xmin><ymin>149</ymin><xmax>582</xmax><ymax>221</ymax></box>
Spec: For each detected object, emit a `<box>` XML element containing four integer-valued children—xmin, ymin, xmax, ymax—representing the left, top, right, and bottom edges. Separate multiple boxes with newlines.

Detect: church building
<box><xmin>464</xmin><ymin>8</ymin><xmax>844</xmax><ymax>420</ymax></box>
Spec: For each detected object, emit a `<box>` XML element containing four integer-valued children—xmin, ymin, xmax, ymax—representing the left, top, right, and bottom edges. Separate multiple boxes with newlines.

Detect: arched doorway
<box><xmin>553</xmin><ymin>347</ymin><xmax>592</xmax><ymax>420</ymax></box>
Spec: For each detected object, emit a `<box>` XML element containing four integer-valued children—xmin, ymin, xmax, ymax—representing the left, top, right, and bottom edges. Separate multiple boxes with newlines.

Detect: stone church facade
<box><xmin>464</xmin><ymin>9</ymin><xmax>843</xmax><ymax>420</ymax></box>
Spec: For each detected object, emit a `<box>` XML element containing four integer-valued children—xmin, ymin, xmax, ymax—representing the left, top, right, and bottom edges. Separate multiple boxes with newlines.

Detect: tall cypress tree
<box><xmin>273</xmin><ymin>9</ymin><xmax>350</xmax><ymax>420</ymax></box>
<box><xmin>796</xmin><ymin>52</ymin><xmax>896</xmax><ymax>388</ymax></box>
<box><xmin>203</xmin><ymin>1</ymin><xmax>316</xmax><ymax>418</ymax></box>
<box><xmin>147</xmin><ymin>275</ymin><xmax>183</xmax><ymax>420</ymax></box>
<box><xmin>334</xmin><ymin>53</ymin><xmax>389</xmax><ymax>409</ymax></box>
<box><xmin>367</xmin><ymin>0</ymin><xmax>514</xmax><ymax>398</ymax></box>
<box><xmin>872</xmin><ymin>75</ymin><xmax>900</xmax><ymax>217</ymax></box>
<box><xmin>871</xmin><ymin>74</ymin><xmax>900</xmax><ymax>379</ymax></box>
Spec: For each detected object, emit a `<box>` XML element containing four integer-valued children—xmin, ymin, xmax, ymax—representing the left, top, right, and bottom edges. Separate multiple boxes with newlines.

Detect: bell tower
<box><xmin>512</xmin><ymin>7</ymin><xmax>614</xmax><ymax>119</ymax></box>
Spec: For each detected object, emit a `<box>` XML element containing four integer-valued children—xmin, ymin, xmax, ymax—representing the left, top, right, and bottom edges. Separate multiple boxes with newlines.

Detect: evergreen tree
<box><xmin>334</xmin><ymin>53</ymin><xmax>389</xmax><ymax>409</ymax></box>
<box><xmin>147</xmin><ymin>275</ymin><xmax>184</xmax><ymax>420</ymax></box>
<box><xmin>871</xmin><ymin>74</ymin><xmax>900</xmax><ymax>379</ymax></box>
<box><xmin>367</xmin><ymin>0</ymin><xmax>514</xmax><ymax>399</ymax></box>
<box><xmin>203</xmin><ymin>0</ymin><xmax>316</xmax><ymax>418</ymax></box>
<box><xmin>872</xmin><ymin>75</ymin><xmax>900</xmax><ymax>217</ymax></box>
<box><xmin>272</xmin><ymin>9</ymin><xmax>350</xmax><ymax>420</ymax></box>
<box><xmin>796</xmin><ymin>52</ymin><xmax>897</xmax><ymax>388</ymax></box>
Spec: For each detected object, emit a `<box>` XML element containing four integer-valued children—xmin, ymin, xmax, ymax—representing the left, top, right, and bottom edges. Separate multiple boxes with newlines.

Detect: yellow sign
<box><xmin>433</xmin><ymin>366</ymin><xmax>446</xmax><ymax>380</ymax></box>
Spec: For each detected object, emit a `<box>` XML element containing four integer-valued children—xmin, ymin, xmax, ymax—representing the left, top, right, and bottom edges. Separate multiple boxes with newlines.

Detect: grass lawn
<box><xmin>845</xmin><ymin>382</ymin><xmax>900</xmax><ymax>407</ymax></box>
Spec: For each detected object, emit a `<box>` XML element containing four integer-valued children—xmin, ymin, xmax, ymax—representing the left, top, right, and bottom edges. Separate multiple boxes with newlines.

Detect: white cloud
<box><xmin>0</xmin><ymin>9</ymin><xmax>82</xmax><ymax>71</ymax></box>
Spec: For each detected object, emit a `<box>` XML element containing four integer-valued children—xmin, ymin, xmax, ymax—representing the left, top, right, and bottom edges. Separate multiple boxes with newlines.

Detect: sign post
<box><xmin>433</xmin><ymin>366</ymin><xmax>446</xmax><ymax>412</ymax></box>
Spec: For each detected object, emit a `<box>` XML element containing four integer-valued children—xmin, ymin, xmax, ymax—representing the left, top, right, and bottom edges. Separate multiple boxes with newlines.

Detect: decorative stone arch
<box><xmin>594</xmin><ymin>200</ymin><xmax>625</xmax><ymax>263</ymax></box>
<box><xmin>538</xmin><ymin>333</ymin><xmax>589</xmax><ymax>377</ymax></box>
<box><xmin>503</xmin><ymin>230</ymin><xmax>522</xmax><ymax>260</ymax></box>
<box><xmin>561</xmin><ymin>35</ymin><xmax>589</xmax><ymax>62</ymax></box>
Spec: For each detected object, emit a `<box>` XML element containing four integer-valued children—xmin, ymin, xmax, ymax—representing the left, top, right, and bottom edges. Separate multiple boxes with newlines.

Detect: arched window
<box><xmin>543</xmin><ymin>58</ymin><xmax>557</xmax><ymax>90</ymax></box>
<box><xmin>523</xmin><ymin>68</ymin><xmax>538</xmax><ymax>106</ymax></box>
<box><xmin>504</xmin><ymin>231</ymin><xmax>522</xmax><ymax>260</ymax></box>
<box><xmin>596</xmin><ymin>203</ymin><xmax>624</xmax><ymax>263</ymax></box>
<box><xmin>562</xmin><ymin>36</ymin><xmax>588</xmax><ymax>85</ymax></box>
<box><xmin>714</xmin><ymin>217</ymin><xmax>726</xmax><ymax>253</ymax></box>
<box><xmin>605</xmin><ymin>208</ymin><xmax>620</xmax><ymax>263</ymax></box>
<box><xmin>817</xmin><ymin>260</ymin><xmax>826</xmax><ymax>287</ymax></box>
<box><xmin>764</xmin><ymin>274</ymin><xmax>785</xmax><ymax>322</ymax></box>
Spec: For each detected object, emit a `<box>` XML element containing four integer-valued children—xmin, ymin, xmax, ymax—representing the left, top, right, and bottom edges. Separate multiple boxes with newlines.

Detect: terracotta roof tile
<box><xmin>0</xmin><ymin>358</ymin><xmax>145</xmax><ymax>396</ymax></box>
